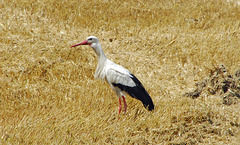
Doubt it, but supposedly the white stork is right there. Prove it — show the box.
[71,36,154,115]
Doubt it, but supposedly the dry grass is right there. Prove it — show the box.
[1,0,240,144]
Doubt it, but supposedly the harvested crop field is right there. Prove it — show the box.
[1,0,240,144]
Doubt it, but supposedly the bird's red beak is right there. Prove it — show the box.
[71,40,89,47]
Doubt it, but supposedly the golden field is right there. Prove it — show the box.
[1,0,240,144]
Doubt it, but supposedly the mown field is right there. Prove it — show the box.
[1,0,240,144]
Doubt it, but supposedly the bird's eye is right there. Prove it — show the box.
[88,38,93,41]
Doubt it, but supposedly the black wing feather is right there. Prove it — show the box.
[112,74,154,111]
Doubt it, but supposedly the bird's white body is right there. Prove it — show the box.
[96,57,136,85]
[71,36,154,115]
[94,50,136,100]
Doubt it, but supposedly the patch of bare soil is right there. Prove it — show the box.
[184,65,240,105]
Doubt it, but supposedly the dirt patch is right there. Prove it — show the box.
[184,65,240,105]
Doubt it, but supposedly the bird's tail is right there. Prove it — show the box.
[127,74,154,111]
[127,86,155,111]
[139,92,154,111]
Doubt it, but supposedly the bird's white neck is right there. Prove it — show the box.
[91,43,106,60]
[91,42,108,80]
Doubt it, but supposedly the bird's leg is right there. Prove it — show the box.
[118,98,122,115]
[122,96,127,114]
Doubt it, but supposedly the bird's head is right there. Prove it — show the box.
[71,36,100,49]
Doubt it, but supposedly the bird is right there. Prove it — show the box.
[71,36,154,115]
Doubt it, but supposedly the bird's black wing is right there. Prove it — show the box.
[112,74,154,111]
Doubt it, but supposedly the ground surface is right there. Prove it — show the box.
[1,0,240,144]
